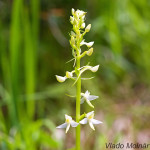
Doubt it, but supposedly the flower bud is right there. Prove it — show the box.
[90,65,99,72]
[74,18,78,25]
[85,24,91,32]
[71,36,75,46]
[66,71,73,78]
[56,75,67,82]
[81,23,85,29]
[71,31,76,37]
[86,48,93,56]
[72,8,75,15]
[70,16,74,24]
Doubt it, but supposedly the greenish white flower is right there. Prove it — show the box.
[85,24,91,32]
[81,90,99,108]
[75,9,86,18]
[56,114,79,133]
[56,75,67,83]
[90,65,99,72]
[80,40,94,47]
[79,111,102,130]
[66,71,73,78]
[86,48,93,56]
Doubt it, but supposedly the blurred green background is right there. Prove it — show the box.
[0,0,150,150]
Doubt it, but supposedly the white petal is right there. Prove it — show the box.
[66,124,70,133]
[65,114,72,121]
[86,42,94,47]
[70,120,79,127]
[85,90,90,96]
[89,121,95,130]
[91,119,103,125]
[80,40,85,46]
[79,118,88,124]
[80,97,85,104]
[56,123,67,129]
[87,95,99,101]
[81,23,85,28]
[85,99,94,108]
[86,111,94,118]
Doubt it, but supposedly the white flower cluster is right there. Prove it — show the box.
[56,8,102,133]
[57,111,102,133]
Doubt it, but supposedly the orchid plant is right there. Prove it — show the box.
[56,8,102,150]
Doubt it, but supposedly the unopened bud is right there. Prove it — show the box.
[71,31,76,37]
[70,16,74,24]
[85,24,91,32]
[72,8,75,15]
[71,36,75,45]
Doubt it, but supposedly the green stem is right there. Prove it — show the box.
[76,55,81,150]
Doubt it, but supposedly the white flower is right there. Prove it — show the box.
[56,114,79,133]
[85,24,91,32]
[76,9,86,17]
[66,71,73,78]
[80,40,94,47]
[81,90,99,108]
[80,111,102,130]
[80,39,86,46]
[90,65,99,72]
[56,75,67,83]
[86,41,94,47]
[86,48,93,56]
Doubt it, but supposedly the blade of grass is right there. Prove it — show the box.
[9,0,23,126]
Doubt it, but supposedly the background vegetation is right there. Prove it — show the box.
[0,0,150,149]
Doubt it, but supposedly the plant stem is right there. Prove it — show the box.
[76,55,81,150]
